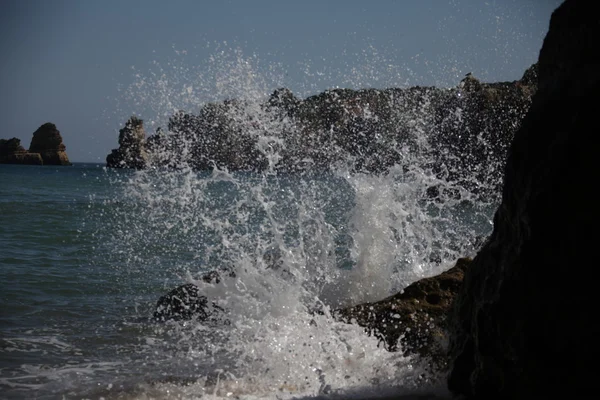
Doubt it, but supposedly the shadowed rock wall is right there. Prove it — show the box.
[448,1,599,398]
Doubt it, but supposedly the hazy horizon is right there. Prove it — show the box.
[1,0,561,162]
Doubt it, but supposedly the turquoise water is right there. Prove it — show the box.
[0,162,493,399]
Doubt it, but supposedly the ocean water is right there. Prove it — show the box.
[0,160,493,400]
[1,50,500,399]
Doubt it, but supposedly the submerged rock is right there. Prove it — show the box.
[335,258,471,366]
[447,1,600,398]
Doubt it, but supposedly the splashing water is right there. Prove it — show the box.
[91,47,499,399]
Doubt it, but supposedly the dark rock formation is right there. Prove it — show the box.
[0,138,43,164]
[107,71,536,198]
[1,123,71,166]
[28,123,71,165]
[0,137,26,155]
[447,1,599,398]
[266,87,301,116]
[153,283,226,322]
[519,63,538,87]
[153,269,235,322]
[335,258,471,366]
[430,68,536,196]
[106,116,148,169]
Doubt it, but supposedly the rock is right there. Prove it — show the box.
[519,63,538,88]
[431,71,535,198]
[266,87,301,116]
[107,71,535,199]
[153,283,225,322]
[335,258,471,367]
[0,137,26,155]
[153,269,235,322]
[459,73,483,92]
[28,123,71,165]
[0,138,43,164]
[1,124,71,166]
[0,152,44,165]
[106,116,148,169]
[447,1,600,398]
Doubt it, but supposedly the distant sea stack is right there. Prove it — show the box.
[0,123,71,166]
[29,123,71,165]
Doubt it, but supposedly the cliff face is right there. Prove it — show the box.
[0,123,71,166]
[447,1,599,398]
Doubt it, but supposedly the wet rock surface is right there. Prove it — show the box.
[153,269,235,322]
[335,258,471,368]
[153,283,226,323]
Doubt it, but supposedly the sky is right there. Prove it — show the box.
[0,0,562,163]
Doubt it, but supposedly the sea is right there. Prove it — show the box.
[0,49,502,399]
[0,159,495,400]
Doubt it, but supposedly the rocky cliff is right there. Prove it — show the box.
[0,123,71,166]
[447,0,599,398]
[107,70,536,198]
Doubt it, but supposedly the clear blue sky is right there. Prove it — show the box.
[0,0,561,162]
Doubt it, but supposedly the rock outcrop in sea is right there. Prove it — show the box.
[107,70,536,198]
[0,123,71,165]
[153,283,227,323]
[106,116,148,169]
[0,138,43,165]
[447,0,599,398]
[153,269,236,322]
[335,257,472,368]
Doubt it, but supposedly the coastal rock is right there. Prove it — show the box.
[335,258,471,365]
[519,62,538,87]
[1,123,71,166]
[28,123,71,165]
[153,269,235,322]
[266,87,301,116]
[431,71,535,196]
[106,116,148,169]
[106,72,536,199]
[0,137,26,155]
[0,138,42,164]
[447,1,600,398]
[153,283,226,322]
